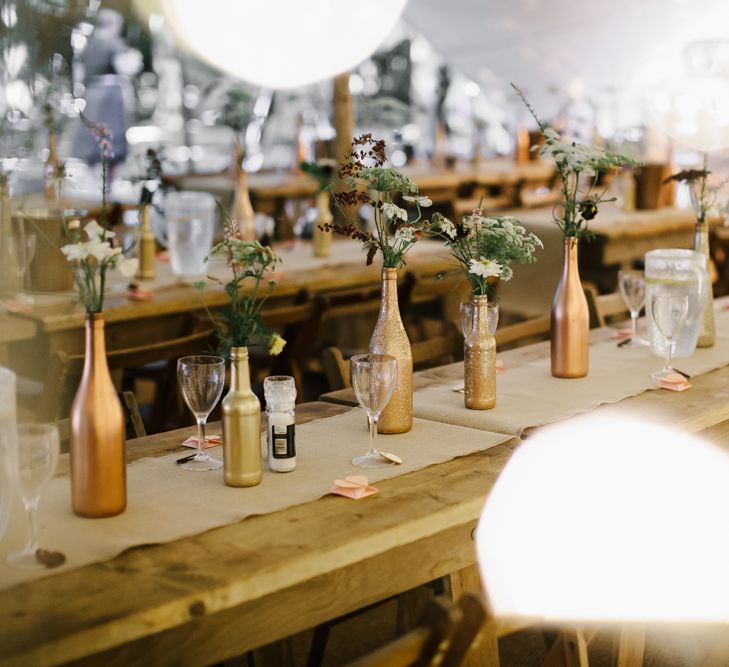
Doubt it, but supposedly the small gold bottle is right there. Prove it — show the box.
[463,294,496,410]
[313,190,333,258]
[136,204,156,280]
[694,221,715,348]
[222,347,262,487]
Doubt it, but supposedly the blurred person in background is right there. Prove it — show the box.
[72,8,142,172]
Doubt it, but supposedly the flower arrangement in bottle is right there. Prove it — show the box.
[322,134,433,267]
[198,215,285,359]
[429,207,542,295]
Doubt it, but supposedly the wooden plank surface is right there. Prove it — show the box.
[5,322,729,666]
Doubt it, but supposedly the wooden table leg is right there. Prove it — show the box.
[446,565,499,667]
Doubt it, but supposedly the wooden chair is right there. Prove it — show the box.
[584,286,629,329]
[256,290,327,395]
[33,326,217,426]
[320,323,463,392]
[494,314,551,350]
[345,596,461,667]
[404,272,470,342]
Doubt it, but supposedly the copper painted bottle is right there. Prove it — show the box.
[463,294,496,409]
[551,238,589,378]
[231,144,255,242]
[222,347,262,487]
[694,222,715,348]
[70,314,127,517]
[369,268,413,434]
[136,204,156,280]
[313,191,333,258]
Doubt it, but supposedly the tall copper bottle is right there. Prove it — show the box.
[463,294,496,409]
[313,191,333,258]
[694,222,715,348]
[222,347,262,487]
[70,314,126,517]
[551,238,589,378]
[369,268,413,434]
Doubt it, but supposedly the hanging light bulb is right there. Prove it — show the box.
[154,0,407,89]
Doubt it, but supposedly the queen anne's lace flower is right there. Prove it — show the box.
[381,202,408,222]
[394,226,415,245]
[402,195,432,207]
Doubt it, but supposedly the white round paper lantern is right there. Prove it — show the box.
[157,0,408,89]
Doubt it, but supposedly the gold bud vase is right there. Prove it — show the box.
[222,347,262,487]
[136,204,156,280]
[551,238,589,378]
[313,191,333,258]
[70,314,126,517]
[369,268,413,434]
[694,222,715,348]
[463,295,496,410]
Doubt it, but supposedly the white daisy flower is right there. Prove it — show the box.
[468,257,502,279]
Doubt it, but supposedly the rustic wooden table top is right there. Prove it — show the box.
[4,330,729,666]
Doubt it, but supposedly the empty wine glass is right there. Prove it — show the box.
[460,301,499,343]
[6,424,60,569]
[11,221,36,305]
[350,354,398,468]
[618,270,647,347]
[177,355,226,471]
[650,294,689,380]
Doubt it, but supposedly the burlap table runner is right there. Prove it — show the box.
[413,330,729,436]
[0,409,510,590]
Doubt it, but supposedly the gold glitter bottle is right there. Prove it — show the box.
[694,222,715,348]
[369,267,413,434]
[463,294,496,409]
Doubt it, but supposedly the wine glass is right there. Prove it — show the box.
[11,221,36,305]
[650,294,689,380]
[460,301,499,344]
[350,354,398,468]
[177,355,226,471]
[6,424,60,569]
[618,270,648,347]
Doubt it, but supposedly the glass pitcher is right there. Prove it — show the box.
[644,249,708,358]
[163,191,216,279]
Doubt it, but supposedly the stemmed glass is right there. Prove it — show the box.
[350,354,398,468]
[618,270,648,347]
[650,294,689,380]
[177,356,226,471]
[6,424,60,569]
[460,301,499,342]
[11,221,36,305]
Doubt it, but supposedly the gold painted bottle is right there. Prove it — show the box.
[313,190,332,258]
[136,204,156,280]
[222,347,262,487]
[551,238,589,378]
[70,314,127,517]
[463,294,496,409]
[694,221,715,348]
[369,268,413,434]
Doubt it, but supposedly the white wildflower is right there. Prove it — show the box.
[468,257,502,279]
[117,257,139,277]
[381,202,408,221]
[402,194,432,207]
[440,218,457,240]
[394,226,415,245]
[86,241,120,262]
[60,243,89,261]
[84,220,114,243]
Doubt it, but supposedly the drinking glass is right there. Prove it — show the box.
[11,221,36,305]
[350,354,398,468]
[164,191,216,280]
[618,270,648,347]
[177,355,226,471]
[6,424,60,569]
[650,294,689,380]
[460,301,499,344]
